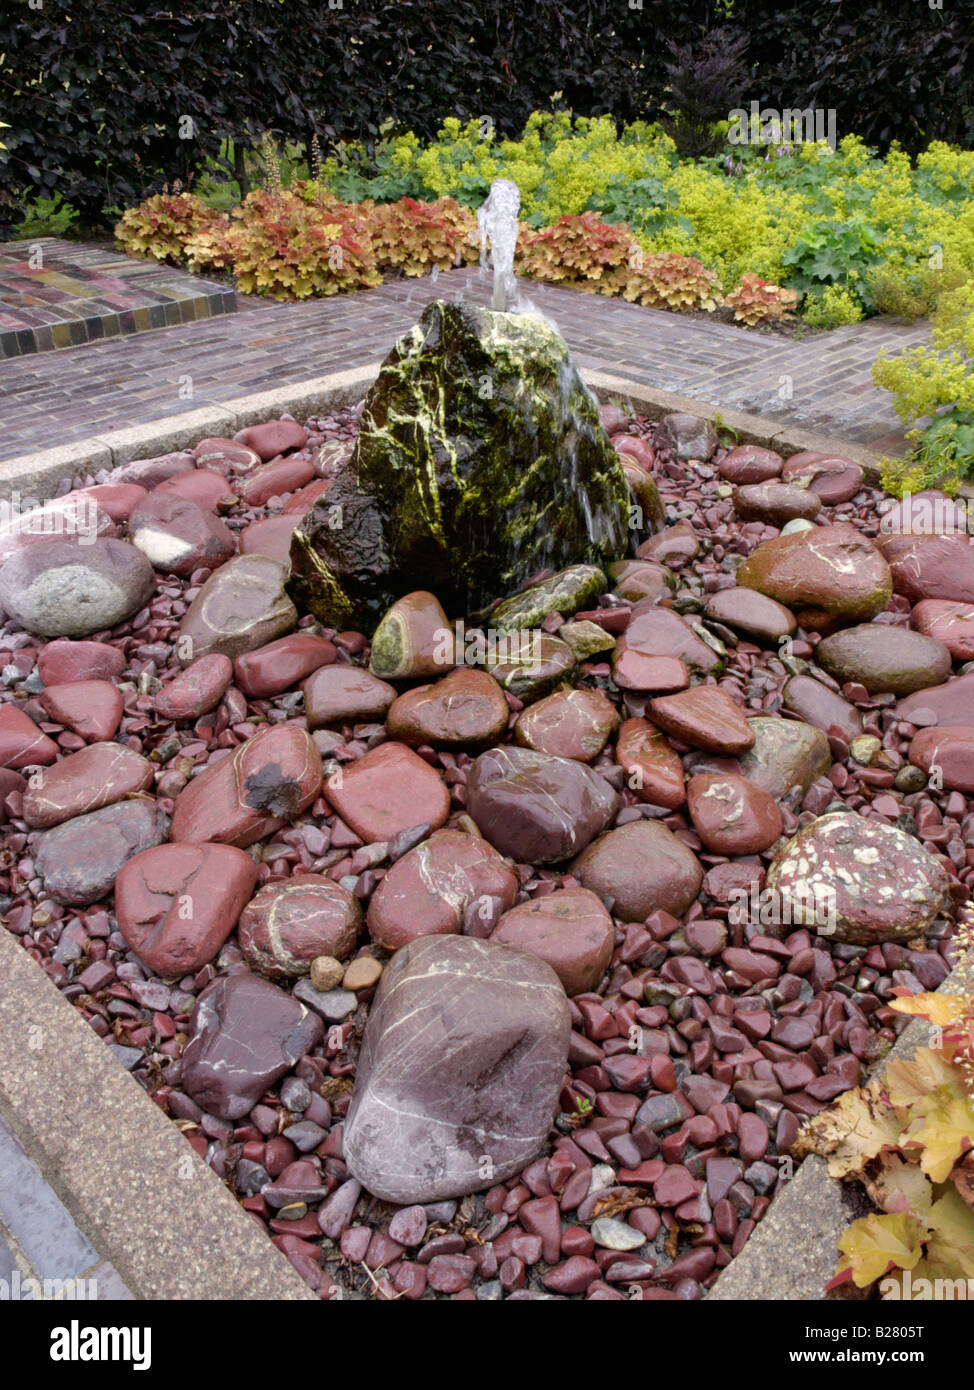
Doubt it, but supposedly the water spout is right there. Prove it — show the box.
[477,179,521,311]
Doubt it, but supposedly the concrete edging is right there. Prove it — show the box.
[0,928,318,1300]
[0,363,890,502]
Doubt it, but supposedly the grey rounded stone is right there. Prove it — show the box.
[344,935,571,1204]
[0,539,155,637]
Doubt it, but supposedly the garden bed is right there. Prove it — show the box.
[0,385,968,1300]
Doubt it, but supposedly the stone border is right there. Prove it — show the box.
[0,927,320,1300]
[0,363,893,502]
[707,965,965,1301]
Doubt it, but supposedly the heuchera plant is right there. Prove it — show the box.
[723,273,800,326]
[115,192,222,264]
[369,196,479,276]
[184,189,381,299]
[516,213,721,312]
[791,915,974,1298]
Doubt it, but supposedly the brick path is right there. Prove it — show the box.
[0,238,235,361]
[0,264,927,461]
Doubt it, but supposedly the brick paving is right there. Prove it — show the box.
[0,1111,132,1300]
[0,238,236,360]
[0,263,927,461]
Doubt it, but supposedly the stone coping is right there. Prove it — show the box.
[0,363,891,503]
[0,927,318,1300]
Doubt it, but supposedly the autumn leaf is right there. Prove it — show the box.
[836,1211,927,1287]
[925,1188,974,1277]
[863,1153,933,1219]
[905,1091,974,1182]
[889,991,969,1027]
[885,1046,958,1108]
[791,1078,904,1179]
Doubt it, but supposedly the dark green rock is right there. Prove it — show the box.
[484,633,576,703]
[489,565,607,632]
[288,301,632,631]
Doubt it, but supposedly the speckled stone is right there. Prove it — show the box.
[764,811,950,945]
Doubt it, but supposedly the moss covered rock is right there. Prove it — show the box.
[289,301,631,630]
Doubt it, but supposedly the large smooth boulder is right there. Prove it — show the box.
[911,600,974,662]
[170,724,322,847]
[34,800,170,906]
[175,554,296,664]
[614,603,723,679]
[514,687,618,762]
[182,973,323,1120]
[115,842,258,977]
[571,819,702,922]
[323,741,450,843]
[736,523,891,628]
[814,623,952,696]
[22,742,154,829]
[489,566,607,632]
[367,828,519,950]
[128,493,235,577]
[491,886,614,995]
[387,667,509,749]
[881,533,974,604]
[0,539,154,638]
[466,746,619,864]
[288,301,630,629]
[898,672,974,727]
[343,936,571,1203]
[765,811,950,945]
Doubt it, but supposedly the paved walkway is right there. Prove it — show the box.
[0,265,927,461]
[0,238,235,360]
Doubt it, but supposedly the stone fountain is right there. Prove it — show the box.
[289,182,651,632]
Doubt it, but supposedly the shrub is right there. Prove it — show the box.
[515,213,721,312]
[873,282,974,427]
[802,285,864,328]
[625,252,721,312]
[184,189,381,299]
[516,212,638,294]
[656,25,750,159]
[723,274,799,326]
[369,196,479,276]
[115,192,222,265]
[792,919,974,1297]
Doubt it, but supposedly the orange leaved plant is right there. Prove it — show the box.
[723,273,799,326]
[115,192,223,265]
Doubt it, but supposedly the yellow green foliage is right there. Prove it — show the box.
[116,192,222,264]
[803,285,864,328]
[792,929,974,1297]
[873,284,974,426]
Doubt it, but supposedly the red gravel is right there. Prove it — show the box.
[0,405,967,1302]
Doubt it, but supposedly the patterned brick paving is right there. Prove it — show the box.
[0,263,927,461]
[0,238,235,360]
